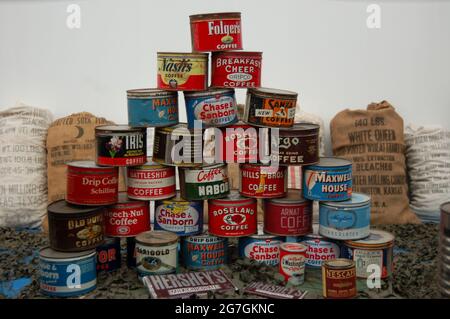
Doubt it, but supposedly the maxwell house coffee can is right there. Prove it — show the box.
[96,237,121,273]
[182,232,228,270]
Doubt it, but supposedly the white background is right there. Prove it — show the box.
[1,0,449,154]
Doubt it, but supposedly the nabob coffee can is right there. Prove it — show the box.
[322,258,357,299]
[239,163,287,198]
[96,237,121,273]
[279,243,307,285]
[219,122,259,163]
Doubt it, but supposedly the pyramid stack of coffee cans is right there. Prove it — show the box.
[439,202,450,298]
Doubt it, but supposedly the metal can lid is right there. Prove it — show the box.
[131,157,168,170]
[209,189,256,206]
[323,258,355,269]
[67,160,115,170]
[95,125,145,133]
[39,247,96,260]
[280,122,320,133]
[267,189,309,204]
[441,202,450,215]
[114,192,148,207]
[247,87,298,98]
[48,200,104,215]
[306,156,352,168]
[179,162,227,171]
[156,123,202,136]
[280,242,308,253]
[157,191,200,205]
[184,232,227,243]
[213,51,262,58]
[184,88,235,98]
[344,229,395,248]
[157,52,209,59]
[190,12,241,21]
[135,230,179,246]
[246,223,283,240]
[127,88,177,99]
[320,192,371,208]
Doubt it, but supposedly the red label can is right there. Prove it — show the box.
[219,122,259,163]
[279,243,307,284]
[208,190,257,237]
[66,161,119,206]
[239,164,287,198]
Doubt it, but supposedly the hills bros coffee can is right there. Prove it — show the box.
[322,259,357,299]
[239,164,287,198]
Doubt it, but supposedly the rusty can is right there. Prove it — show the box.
[239,163,287,198]
[322,258,357,299]
[219,122,259,163]
[279,243,308,284]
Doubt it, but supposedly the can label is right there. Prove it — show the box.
[127,166,176,200]
[191,18,243,52]
[211,53,262,88]
[182,235,228,270]
[271,133,319,165]
[181,166,230,200]
[136,242,178,276]
[104,202,150,237]
[153,129,203,166]
[342,246,392,279]
[96,238,121,273]
[301,237,341,268]
[220,124,259,163]
[264,201,312,236]
[127,95,178,127]
[239,165,286,198]
[303,166,352,201]
[96,132,146,166]
[154,200,203,236]
[279,245,307,284]
[322,265,357,299]
[238,237,283,266]
[246,94,296,127]
[126,237,136,268]
[208,200,257,237]
[157,55,208,91]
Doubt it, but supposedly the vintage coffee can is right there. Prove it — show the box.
[322,258,357,299]
[219,122,259,163]
[300,225,342,268]
[181,232,228,270]
[239,163,287,198]
[126,237,137,268]
[279,243,308,284]
[96,237,121,273]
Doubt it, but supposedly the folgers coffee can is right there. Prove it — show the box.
[154,192,203,236]
[39,248,97,297]
[135,231,179,277]
[300,226,342,268]
[178,163,230,200]
[104,193,150,237]
[238,228,284,266]
[319,193,371,240]
[182,233,228,270]
[208,190,257,237]
[48,200,104,252]
[184,88,238,128]
[322,258,357,299]
[279,243,307,284]
[211,51,262,88]
[127,160,176,200]
[219,122,259,163]
[127,88,178,127]
[272,123,320,166]
[342,229,395,279]
[66,161,119,206]
[95,125,146,167]
[153,124,203,167]
[96,237,121,273]
[239,164,287,198]
[157,52,208,91]
[244,88,297,128]
[190,12,243,52]
[303,157,352,201]
[264,190,313,236]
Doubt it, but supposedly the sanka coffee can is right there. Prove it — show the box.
[96,237,121,273]
[279,243,308,284]
[239,164,287,198]
[322,259,357,299]
[219,122,259,163]
[182,232,228,270]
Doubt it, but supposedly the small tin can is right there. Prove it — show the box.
[127,88,178,127]
[190,12,243,52]
[300,225,342,268]
[154,192,203,236]
[271,123,320,165]
[322,258,357,299]
[178,163,230,200]
[153,124,203,167]
[66,161,119,206]
[135,230,179,277]
[264,190,313,236]
[279,243,308,284]
[239,164,287,198]
[303,157,353,201]
[342,229,395,279]
[244,87,297,128]
[127,159,176,200]
[208,190,257,237]
[184,88,238,128]
[126,237,137,268]
[96,237,121,273]
[319,193,371,240]
[48,200,104,252]
[182,232,228,270]
[95,125,147,167]
[211,51,262,88]
[157,52,208,91]
[39,247,97,297]
[238,227,284,266]
[104,193,150,237]
[219,122,259,163]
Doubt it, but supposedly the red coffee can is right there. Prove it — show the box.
[219,122,259,163]
[279,243,308,283]
[239,164,287,198]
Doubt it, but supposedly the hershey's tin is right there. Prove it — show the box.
[96,237,121,273]
[300,224,342,268]
[239,163,287,198]
[182,233,228,270]
[322,258,357,299]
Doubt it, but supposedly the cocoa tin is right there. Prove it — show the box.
[127,159,176,200]
[238,226,284,266]
[182,232,228,270]
[219,122,259,163]
[264,190,313,236]
[239,163,287,198]
[322,258,357,299]
[244,87,297,128]
[104,192,150,237]
[211,51,262,88]
[300,225,342,268]
[96,237,121,273]
[157,52,208,91]
[208,190,257,237]
[178,163,230,200]
[66,161,119,206]
[190,12,243,52]
[127,88,178,127]
[279,243,308,284]
[184,88,238,128]
[154,192,203,236]
[95,125,146,167]
[135,230,179,277]
[48,200,104,252]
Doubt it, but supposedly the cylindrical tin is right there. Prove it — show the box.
[342,229,395,279]
[190,12,243,52]
[182,232,228,270]
[271,123,320,165]
[219,122,259,163]
[39,247,97,297]
[303,157,353,201]
[184,88,238,128]
[264,190,313,236]
[157,52,208,91]
[96,237,121,273]
[322,258,357,299]
[279,243,307,284]
[300,225,342,268]
[211,51,262,88]
[239,164,287,198]
[178,163,230,200]
[66,161,119,206]
[244,87,297,128]
[126,237,136,268]
[48,200,104,252]
[154,192,203,236]
[127,159,176,200]
[208,190,257,237]
[127,88,178,127]
[104,193,150,237]
[238,227,284,266]
[95,125,147,167]
[153,124,203,167]
[135,231,179,277]
[319,193,371,240]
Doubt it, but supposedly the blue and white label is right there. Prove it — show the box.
[128,95,178,127]
[303,165,352,201]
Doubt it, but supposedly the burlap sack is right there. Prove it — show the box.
[330,101,420,224]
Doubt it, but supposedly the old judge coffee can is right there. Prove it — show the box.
[322,258,357,299]
[239,164,287,198]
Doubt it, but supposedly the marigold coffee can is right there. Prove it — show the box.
[279,243,308,284]
[96,237,121,273]
[239,163,287,198]
[322,258,357,299]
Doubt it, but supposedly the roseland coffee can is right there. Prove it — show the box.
[279,243,308,284]
[322,258,357,299]
[239,163,287,198]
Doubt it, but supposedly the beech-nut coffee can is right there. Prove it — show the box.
[238,226,284,266]
[239,164,287,198]
[322,258,357,299]
[219,122,259,163]
[279,243,308,284]
[182,233,228,270]
[96,237,121,273]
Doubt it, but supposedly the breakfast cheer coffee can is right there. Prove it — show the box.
[239,164,287,198]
